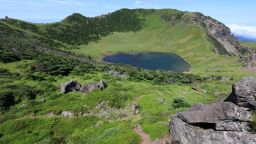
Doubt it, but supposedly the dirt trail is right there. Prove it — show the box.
[134,125,151,144]
[134,124,171,144]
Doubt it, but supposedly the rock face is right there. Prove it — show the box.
[169,77,256,144]
[61,80,107,94]
[190,12,242,56]
[60,81,81,94]
[178,102,252,124]
[170,115,256,144]
[190,12,256,70]
[225,77,256,109]
[79,80,107,93]
[243,51,256,70]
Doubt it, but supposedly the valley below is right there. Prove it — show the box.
[0,8,256,144]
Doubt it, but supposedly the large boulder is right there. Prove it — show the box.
[178,102,252,124]
[169,77,256,144]
[79,80,107,93]
[170,102,255,144]
[97,80,107,90]
[225,77,256,109]
[61,81,81,94]
[170,115,256,144]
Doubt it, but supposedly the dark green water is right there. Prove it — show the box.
[103,52,190,72]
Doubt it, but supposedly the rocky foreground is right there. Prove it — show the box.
[170,77,256,144]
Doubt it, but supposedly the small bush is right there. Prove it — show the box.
[0,85,41,110]
[108,94,129,108]
[0,92,15,110]
[172,97,190,108]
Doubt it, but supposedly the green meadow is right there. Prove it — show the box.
[241,42,256,49]
[1,9,255,143]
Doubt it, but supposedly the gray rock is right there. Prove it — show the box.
[170,115,256,144]
[169,77,256,144]
[61,81,81,94]
[215,121,251,132]
[132,104,140,115]
[190,12,242,55]
[178,102,252,124]
[225,77,256,109]
[79,80,107,93]
[97,80,107,90]
[61,111,74,117]
[108,70,127,78]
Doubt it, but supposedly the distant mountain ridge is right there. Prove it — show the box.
[0,8,254,68]
[235,35,256,42]
[0,9,245,55]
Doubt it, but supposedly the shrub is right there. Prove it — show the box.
[0,85,42,110]
[172,97,190,108]
[0,92,15,110]
[107,94,129,108]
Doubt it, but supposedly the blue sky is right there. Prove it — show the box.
[1,0,256,37]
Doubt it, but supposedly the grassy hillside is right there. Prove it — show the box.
[0,59,238,143]
[72,12,246,76]
[1,9,144,45]
[0,9,255,143]
[241,42,256,49]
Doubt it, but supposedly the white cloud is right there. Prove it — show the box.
[134,0,159,8]
[228,24,256,38]
[136,1,142,4]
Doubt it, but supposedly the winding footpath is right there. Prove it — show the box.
[134,124,171,144]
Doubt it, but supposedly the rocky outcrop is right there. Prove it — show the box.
[170,114,255,144]
[178,102,252,124]
[60,81,81,94]
[161,11,256,69]
[242,51,256,70]
[190,12,256,70]
[189,12,243,56]
[169,76,256,144]
[108,70,128,78]
[225,77,256,109]
[79,80,107,93]
[61,80,107,94]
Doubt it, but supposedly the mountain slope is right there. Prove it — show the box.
[1,8,245,74]
[1,9,243,56]
[67,9,245,75]
[0,8,255,144]
[1,9,143,45]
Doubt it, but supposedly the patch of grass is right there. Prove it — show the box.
[241,42,256,49]
[252,113,256,133]
[0,116,99,144]
[68,121,140,144]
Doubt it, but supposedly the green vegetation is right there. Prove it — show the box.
[253,113,256,133]
[172,97,191,108]
[241,42,256,49]
[207,34,230,55]
[1,9,143,45]
[0,59,234,142]
[72,13,246,77]
[0,8,255,143]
